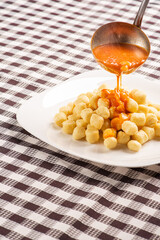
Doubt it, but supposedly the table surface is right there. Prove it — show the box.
[0,0,160,240]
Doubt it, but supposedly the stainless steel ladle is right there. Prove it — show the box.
[91,0,150,74]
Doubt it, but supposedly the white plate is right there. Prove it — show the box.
[17,70,160,167]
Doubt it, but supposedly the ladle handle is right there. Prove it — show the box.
[133,0,149,28]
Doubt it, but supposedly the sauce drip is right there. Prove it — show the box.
[93,43,148,90]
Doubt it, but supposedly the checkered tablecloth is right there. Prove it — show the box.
[0,0,160,239]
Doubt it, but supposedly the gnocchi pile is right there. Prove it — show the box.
[53,83,160,152]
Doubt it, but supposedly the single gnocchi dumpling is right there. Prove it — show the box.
[72,126,86,140]
[122,121,138,135]
[126,98,138,113]
[142,126,155,140]
[130,89,146,104]
[104,137,117,149]
[117,131,130,144]
[145,113,157,127]
[127,140,141,152]
[96,106,110,119]
[89,95,99,110]
[73,102,86,118]
[130,113,146,127]
[81,108,93,123]
[85,128,99,144]
[62,120,76,134]
[54,112,67,127]
[90,113,104,130]
[132,130,148,144]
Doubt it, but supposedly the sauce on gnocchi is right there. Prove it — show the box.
[101,88,129,113]
[101,88,130,130]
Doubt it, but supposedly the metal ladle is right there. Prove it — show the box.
[91,0,150,75]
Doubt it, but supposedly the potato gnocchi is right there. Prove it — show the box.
[53,84,160,152]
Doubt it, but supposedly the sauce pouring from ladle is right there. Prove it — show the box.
[91,0,150,91]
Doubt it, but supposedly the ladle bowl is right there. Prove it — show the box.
[91,0,150,75]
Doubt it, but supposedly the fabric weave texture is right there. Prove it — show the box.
[0,0,160,239]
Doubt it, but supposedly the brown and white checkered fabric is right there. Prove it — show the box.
[0,0,160,239]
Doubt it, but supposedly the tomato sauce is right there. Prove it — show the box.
[101,88,129,112]
[101,88,130,130]
[93,43,148,90]
[111,113,129,131]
